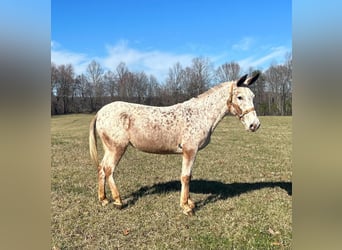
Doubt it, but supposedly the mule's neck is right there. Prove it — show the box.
[190,82,233,131]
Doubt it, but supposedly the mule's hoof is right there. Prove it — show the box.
[188,199,196,209]
[113,201,123,209]
[100,199,110,206]
[181,205,194,216]
[182,209,194,216]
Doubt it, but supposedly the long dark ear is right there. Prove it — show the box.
[245,72,260,86]
[236,74,248,87]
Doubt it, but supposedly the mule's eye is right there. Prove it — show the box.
[237,96,243,100]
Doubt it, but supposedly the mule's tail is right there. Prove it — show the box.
[89,114,99,168]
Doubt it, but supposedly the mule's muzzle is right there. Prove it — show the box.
[249,122,260,132]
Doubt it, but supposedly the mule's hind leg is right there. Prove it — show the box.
[97,166,109,206]
[98,149,117,206]
[104,146,127,209]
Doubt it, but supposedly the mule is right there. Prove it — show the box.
[89,73,260,215]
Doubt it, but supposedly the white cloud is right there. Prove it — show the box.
[51,40,89,74]
[102,40,194,80]
[232,37,254,51]
[51,40,194,81]
[238,46,290,70]
[51,40,291,80]
[51,40,61,49]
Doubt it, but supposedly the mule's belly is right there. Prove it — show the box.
[130,141,181,154]
[129,130,182,154]
[128,122,183,154]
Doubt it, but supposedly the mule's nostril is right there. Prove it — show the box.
[249,123,260,132]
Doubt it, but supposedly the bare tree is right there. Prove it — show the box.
[215,61,241,82]
[147,74,160,97]
[247,69,266,115]
[86,60,104,109]
[74,74,88,98]
[264,55,292,115]
[53,64,74,114]
[116,62,130,99]
[278,54,292,115]
[103,70,117,99]
[184,57,213,98]
[123,71,135,100]
[145,74,162,105]
[165,62,186,103]
[51,63,59,114]
[134,71,149,102]
[51,54,292,115]
[264,65,279,114]
[51,63,59,96]
[165,62,184,93]
[73,74,93,112]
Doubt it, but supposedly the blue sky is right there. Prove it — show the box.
[52,0,291,81]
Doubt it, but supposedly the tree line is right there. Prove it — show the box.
[51,54,292,115]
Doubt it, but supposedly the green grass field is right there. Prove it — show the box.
[51,114,292,249]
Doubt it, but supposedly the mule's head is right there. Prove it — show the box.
[227,73,261,132]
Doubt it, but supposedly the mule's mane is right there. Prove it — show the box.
[196,81,231,99]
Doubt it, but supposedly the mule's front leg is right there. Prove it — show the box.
[180,147,197,216]
[180,175,196,215]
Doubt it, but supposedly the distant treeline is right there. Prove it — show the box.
[51,54,292,115]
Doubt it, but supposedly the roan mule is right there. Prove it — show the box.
[89,73,260,215]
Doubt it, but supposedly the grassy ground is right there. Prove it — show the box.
[51,114,292,249]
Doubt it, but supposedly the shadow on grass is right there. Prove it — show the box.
[124,179,292,211]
